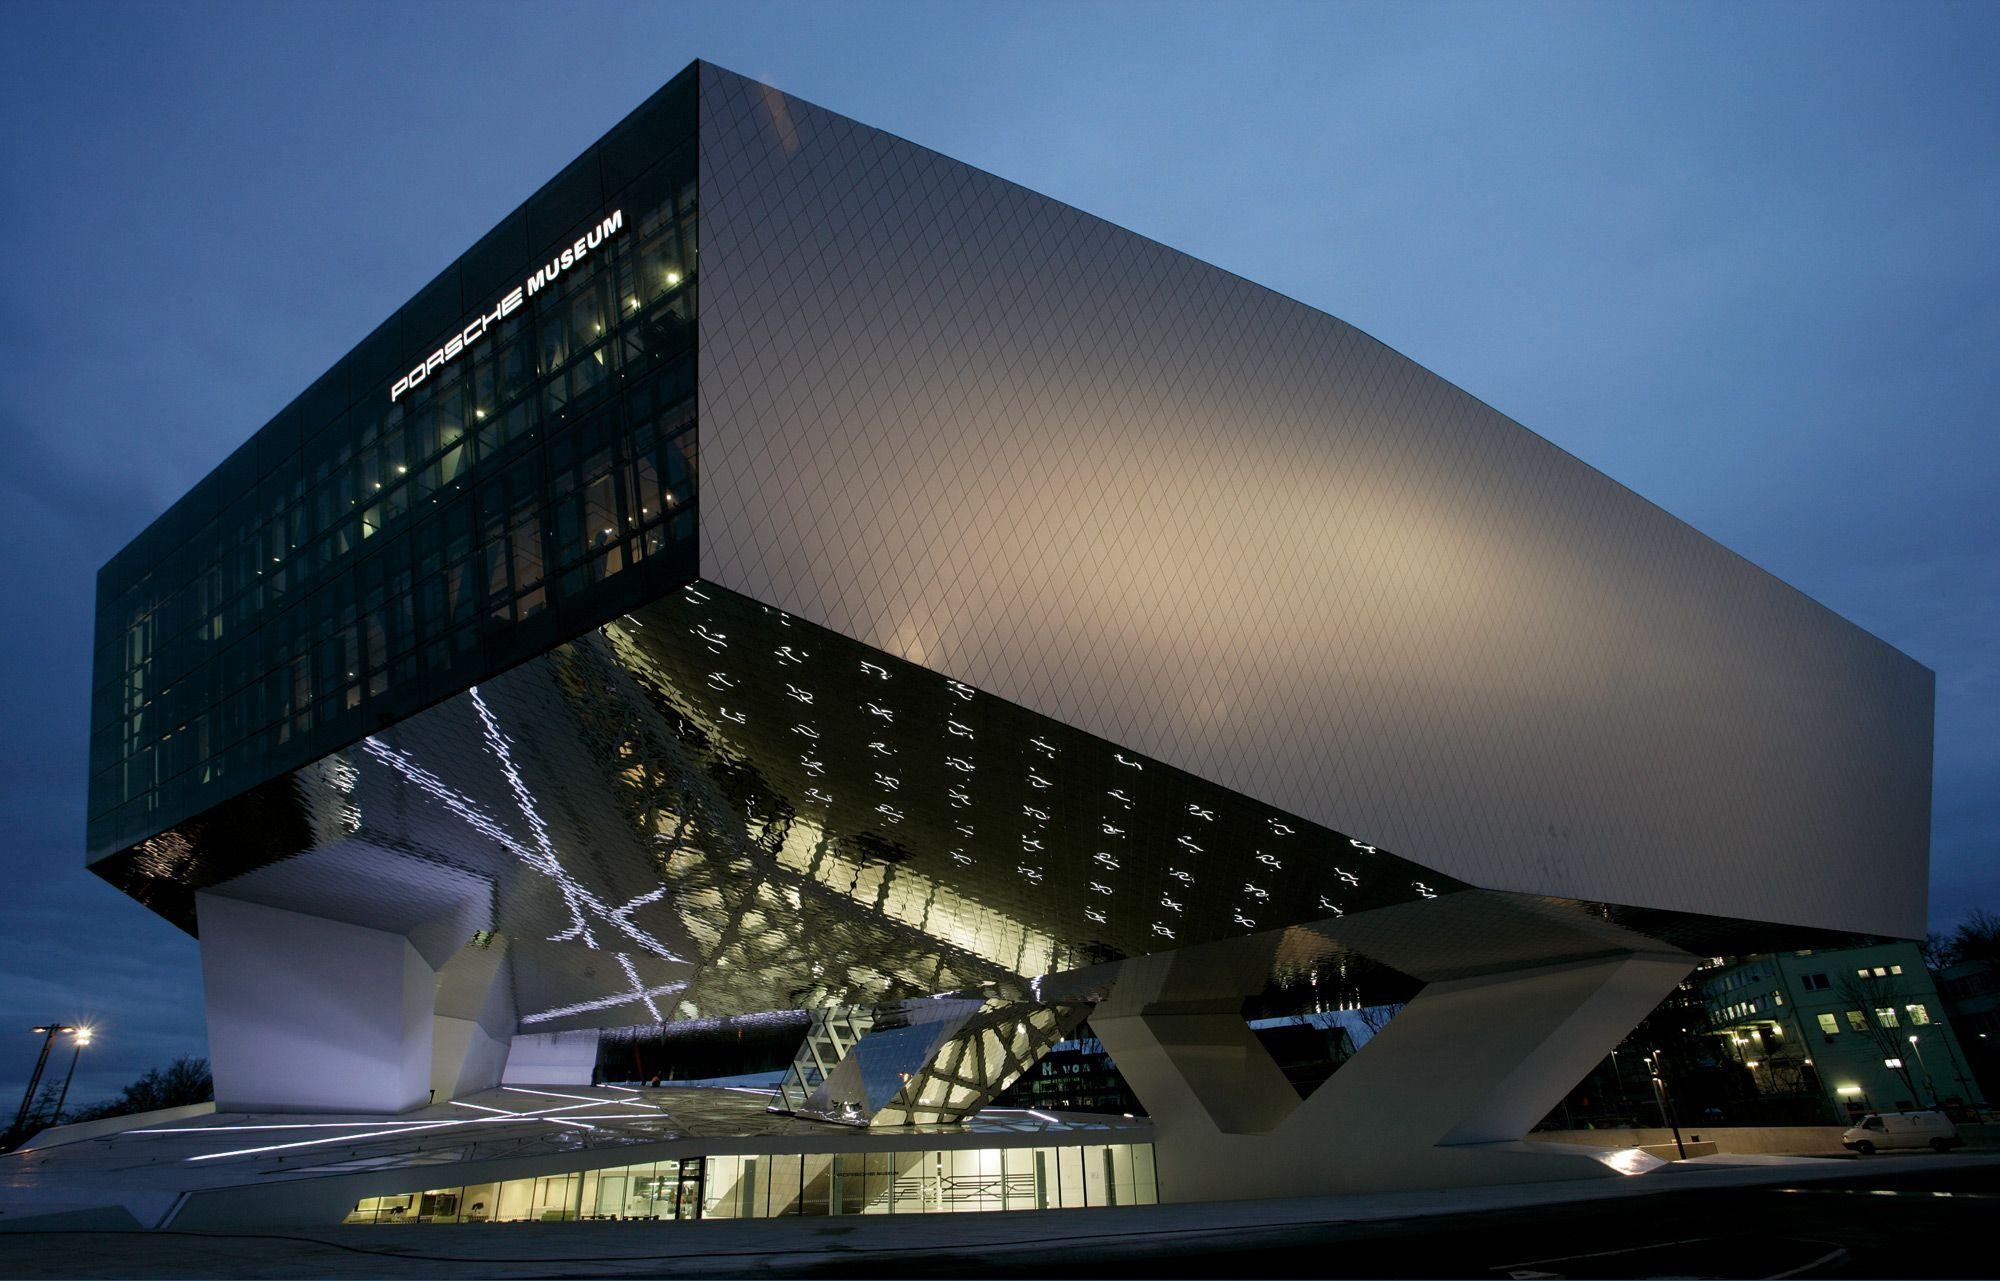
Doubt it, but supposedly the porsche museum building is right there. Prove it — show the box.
[58,61,1933,1228]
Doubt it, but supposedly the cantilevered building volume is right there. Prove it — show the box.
[73,61,1932,1224]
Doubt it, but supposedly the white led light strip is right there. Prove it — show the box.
[173,1094,648,1163]
[358,685,691,1028]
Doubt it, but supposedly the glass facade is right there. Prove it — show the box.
[105,569,1458,1003]
[88,70,698,870]
[344,1143,1157,1224]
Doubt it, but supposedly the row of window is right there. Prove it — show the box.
[1716,990,1781,1023]
[1708,968,1768,996]
[343,1143,1159,1225]
[1814,1004,1932,1037]
[90,370,697,848]
[101,189,695,722]
[1706,962,1906,1004]
[88,169,701,855]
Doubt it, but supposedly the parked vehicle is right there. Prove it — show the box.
[1841,1110,1963,1154]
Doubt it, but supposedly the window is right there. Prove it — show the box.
[1857,969,1871,979]
[1801,972,1830,992]
[1906,1004,1931,1026]
[347,1142,1158,1224]
[1873,967,1888,978]
[87,164,705,866]
[1874,1007,1899,1028]
[1816,1013,1841,1036]
[1846,1010,1868,1033]
[1890,964,1904,976]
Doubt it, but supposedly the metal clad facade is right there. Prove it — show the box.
[694,65,1932,938]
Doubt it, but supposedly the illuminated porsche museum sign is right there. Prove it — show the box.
[390,208,626,401]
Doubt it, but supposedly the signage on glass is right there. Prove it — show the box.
[390,209,627,402]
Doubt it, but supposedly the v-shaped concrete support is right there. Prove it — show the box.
[1091,946,1694,1200]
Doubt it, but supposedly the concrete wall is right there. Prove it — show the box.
[696,62,1933,938]
[1091,943,1696,1199]
[1539,1125,1849,1156]
[198,894,436,1113]
[502,1031,600,1085]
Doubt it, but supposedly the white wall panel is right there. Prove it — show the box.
[197,894,435,1114]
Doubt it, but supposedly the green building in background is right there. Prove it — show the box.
[1701,942,1979,1120]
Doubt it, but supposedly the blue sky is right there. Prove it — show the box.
[1,1,1994,1107]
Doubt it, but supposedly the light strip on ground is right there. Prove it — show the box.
[502,1086,659,1109]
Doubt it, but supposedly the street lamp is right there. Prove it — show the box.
[50,1027,94,1127]
[1909,1034,1938,1109]
[1647,1049,1688,1160]
[1608,1048,1631,1114]
[9,1023,76,1142]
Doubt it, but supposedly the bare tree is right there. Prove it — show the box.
[60,1056,213,1124]
[1950,909,2000,966]
[1833,975,1922,1104]
[1356,1002,1405,1040]
[1921,932,1953,975]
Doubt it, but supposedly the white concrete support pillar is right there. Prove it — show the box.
[196,894,437,1114]
[502,1029,601,1085]
[430,940,517,1103]
[1092,950,1695,1201]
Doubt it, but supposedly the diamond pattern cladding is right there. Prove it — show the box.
[693,63,1932,939]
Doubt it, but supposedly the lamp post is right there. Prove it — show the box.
[1929,1027,1977,1106]
[50,1028,93,1127]
[9,1024,75,1142]
[1648,1049,1688,1160]
[1909,1034,1938,1109]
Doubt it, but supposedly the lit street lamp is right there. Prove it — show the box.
[1647,1049,1688,1160]
[1909,1034,1938,1109]
[9,1023,76,1143]
[50,1027,94,1126]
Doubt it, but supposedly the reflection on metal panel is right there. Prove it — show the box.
[695,64,1932,937]
[107,576,1865,1039]
[108,581,1464,1030]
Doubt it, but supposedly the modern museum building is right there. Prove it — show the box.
[40,61,1935,1228]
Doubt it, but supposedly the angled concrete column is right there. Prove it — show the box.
[502,1029,601,1085]
[1082,931,1301,1135]
[197,893,437,1114]
[1092,948,1695,1200]
[430,939,517,1102]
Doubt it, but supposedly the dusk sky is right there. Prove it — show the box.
[2,2,1994,1108]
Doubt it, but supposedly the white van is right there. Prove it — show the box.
[1841,1110,1963,1154]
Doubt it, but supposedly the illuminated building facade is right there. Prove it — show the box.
[79,61,1934,1221]
[1700,943,1976,1119]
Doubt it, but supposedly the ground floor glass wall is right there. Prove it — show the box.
[344,1143,1155,1224]
[345,1158,703,1224]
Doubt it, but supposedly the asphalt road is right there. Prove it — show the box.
[860,1161,1999,1280]
[0,1157,1993,1278]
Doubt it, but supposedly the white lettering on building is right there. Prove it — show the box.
[390,209,625,402]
